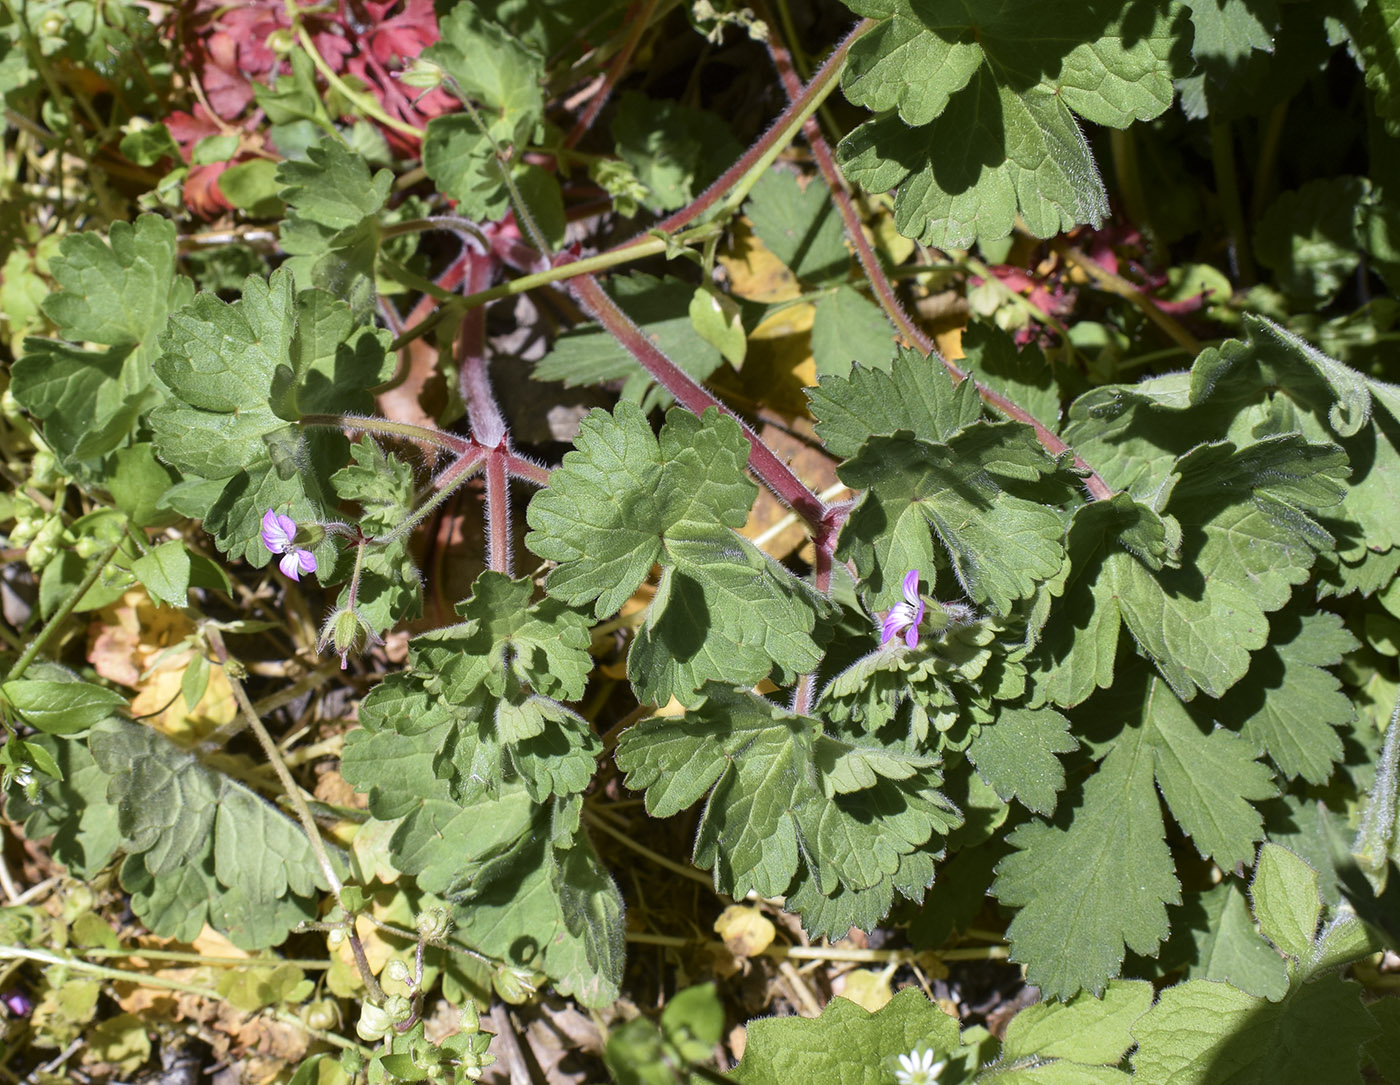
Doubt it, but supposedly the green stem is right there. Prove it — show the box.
[6,539,121,683]
[299,413,474,456]
[378,449,486,548]
[1209,116,1255,285]
[73,947,332,968]
[288,11,422,140]
[387,223,724,351]
[203,628,384,1006]
[0,944,364,1052]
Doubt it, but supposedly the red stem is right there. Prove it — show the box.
[484,451,512,575]
[457,253,506,447]
[563,0,659,150]
[570,274,828,528]
[758,8,1115,502]
[607,18,874,253]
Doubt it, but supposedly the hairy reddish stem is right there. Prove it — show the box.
[300,413,475,457]
[759,9,1115,502]
[484,452,512,575]
[609,17,874,252]
[563,0,659,150]
[571,274,828,528]
[457,253,506,447]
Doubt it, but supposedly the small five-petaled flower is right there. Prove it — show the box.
[260,509,317,581]
[894,1048,944,1085]
[880,569,926,648]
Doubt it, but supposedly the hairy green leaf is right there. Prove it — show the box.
[836,0,1178,246]
[527,404,827,706]
[731,988,960,1085]
[12,215,192,464]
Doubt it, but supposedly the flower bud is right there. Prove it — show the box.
[400,57,444,90]
[383,958,412,987]
[304,998,339,1030]
[265,28,294,55]
[317,605,385,670]
[416,906,451,944]
[383,994,413,1024]
[356,1002,393,1042]
[459,999,481,1035]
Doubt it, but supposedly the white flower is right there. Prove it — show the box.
[895,1048,945,1085]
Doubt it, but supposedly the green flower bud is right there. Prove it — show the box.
[383,958,412,988]
[356,1002,393,1042]
[25,517,64,571]
[383,994,413,1024]
[400,57,444,90]
[304,998,339,1030]
[264,28,294,55]
[317,605,385,670]
[416,906,451,944]
[459,999,481,1036]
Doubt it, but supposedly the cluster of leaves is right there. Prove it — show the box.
[4,0,1400,1081]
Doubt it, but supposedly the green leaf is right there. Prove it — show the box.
[1035,433,1346,706]
[996,980,1153,1067]
[150,270,393,563]
[966,707,1076,817]
[612,92,742,213]
[347,570,599,805]
[837,424,1067,611]
[3,679,126,735]
[836,1,1177,246]
[87,717,331,949]
[417,572,593,704]
[527,404,827,706]
[108,444,181,528]
[1183,0,1278,82]
[1098,662,1278,870]
[328,438,422,635]
[1161,882,1290,1001]
[426,5,544,143]
[7,735,121,877]
[807,345,983,460]
[275,137,392,316]
[1356,0,1400,138]
[1213,609,1357,784]
[1063,317,1384,569]
[1251,843,1322,960]
[12,214,193,464]
[993,733,1181,999]
[450,807,624,1008]
[1254,177,1369,308]
[131,540,191,608]
[689,286,746,366]
[420,115,512,221]
[730,988,960,1085]
[218,160,284,218]
[276,137,392,231]
[745,169,849,283]
[1130,975,1380,1085]
[420,7,550,223]
[616,688,958,926]
[957,323,1062,436]
[811,286,896,376]
[533,273,724,413]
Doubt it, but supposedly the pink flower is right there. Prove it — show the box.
[880,569,926,648]
[260,509,317,581]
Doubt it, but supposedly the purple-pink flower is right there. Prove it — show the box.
[261,508,317,581]
[880,569,926,648]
